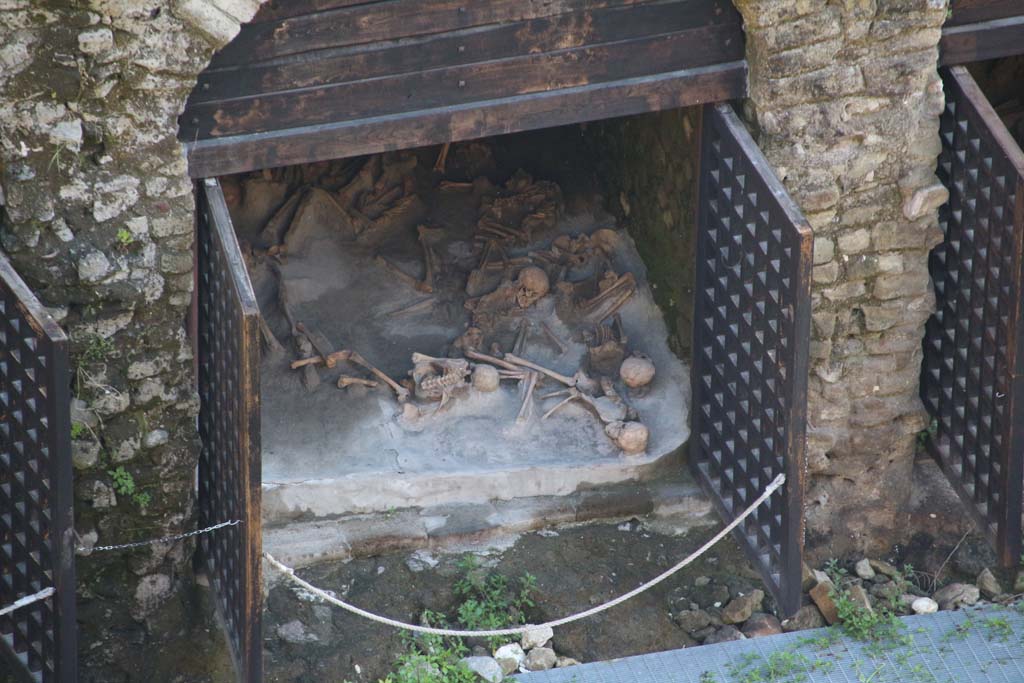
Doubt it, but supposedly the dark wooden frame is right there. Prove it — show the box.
[921,66,1024,567]
[941,0,1024,65]
[196,178,263,683]
[690,103,812,617]
[0,254,76,683]
[184,62,746,178]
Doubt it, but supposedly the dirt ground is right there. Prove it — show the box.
[261,458,1005,683]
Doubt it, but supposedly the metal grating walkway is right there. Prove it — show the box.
[520,603,1024,683]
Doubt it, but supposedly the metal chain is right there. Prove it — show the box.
[81,519,242,553]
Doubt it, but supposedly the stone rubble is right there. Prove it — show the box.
[666,556,1020,648]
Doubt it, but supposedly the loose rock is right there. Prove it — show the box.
[720,589,764,624]
[276,620,318,644]
[868,559,900,578]
[741,613,782,638]
[523,647,557,672]
[809,580,839,624]
[911,597,938,615]
[493,644,524,676]
[976,568,1002,599]
[461,656,503,683]
[932,583,980,610]
[672,609,712,634]
[704,625,745,644]
[782,605,826,632]
[854,558,875,580]
[1014,571,1024,594]
[555,656,580,668]
[847,584,873,612]
[520,625,553,650]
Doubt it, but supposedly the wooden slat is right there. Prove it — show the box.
[193,0,739,104]
[184,61,746,178]
[213,0,731,64]
[253,0,382,23]
[946,0,1024,27]
[183,25,742,140]
[940,15,1024,65]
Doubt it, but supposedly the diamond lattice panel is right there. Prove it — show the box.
[691,103,812,617]
[196,179,262,682]
[0,257,74,683]
[920,66,1024,566]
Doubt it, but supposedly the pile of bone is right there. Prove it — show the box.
[399,347,655,454]
[223,151,426,258]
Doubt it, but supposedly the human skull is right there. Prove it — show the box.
[472,364,500,392]
[515,267,550,308]
[620,355,656,389]
[605,421,649,454]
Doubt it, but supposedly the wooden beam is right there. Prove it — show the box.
[215,0,696,64]
[182,26,743,140]
[184,61,747,178]
[193,0,740,103]
[946,0,1023,27]
[940,15,1024,65]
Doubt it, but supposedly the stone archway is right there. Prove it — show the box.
[0,1,267,680]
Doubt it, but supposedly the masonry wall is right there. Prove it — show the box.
[587,107,703,360]
[0,1,262,681]
[0,0,955,678]
[734,0,949,559]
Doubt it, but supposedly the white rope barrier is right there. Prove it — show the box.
[0,587,55,618]
[264,473,787,639]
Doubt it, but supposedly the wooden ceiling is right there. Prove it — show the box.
[179,0,747,177]
[940,0,1024,66]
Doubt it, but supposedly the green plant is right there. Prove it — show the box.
[116,228,135,249]
[81,335,115,365]
[108,466,151,509]
[71,422,86,439]
[378,612,477,683]
[982,616,1013,642]
[726,649,832,683]
[453,555,537,649]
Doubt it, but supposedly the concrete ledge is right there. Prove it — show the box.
[262,473,713,570]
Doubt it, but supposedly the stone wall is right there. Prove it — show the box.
[733,0,949,559]
[0,1,263,680]
[587,107,703,359]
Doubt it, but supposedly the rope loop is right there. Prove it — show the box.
[264,473,787,638]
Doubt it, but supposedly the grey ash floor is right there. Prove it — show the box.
[520,604,1024,683]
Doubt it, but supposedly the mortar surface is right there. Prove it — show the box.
[247,177,691,521]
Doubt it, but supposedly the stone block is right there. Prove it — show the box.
[821,280,866,301]
[837,228,871,253]
[171,0,241,46]
[902,182,948,220]
[813,237,835,265]
[78,27,114,54]
[813,261,840,285]
[873,272,929,300]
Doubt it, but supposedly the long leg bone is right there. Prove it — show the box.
[501,353,575,386]
[512,319,530,355]
[387,297,436,318]
[338,375,379,388]
[464,349,521,373]
[517,371,539,424]
[347,351,410,402]
[540,321,567,355]
[542,389,580,420]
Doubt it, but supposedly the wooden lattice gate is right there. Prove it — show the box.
[921,66,1024,567]
[0,256,76,683]
[691,103,813,617]
[196,178,263,682]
